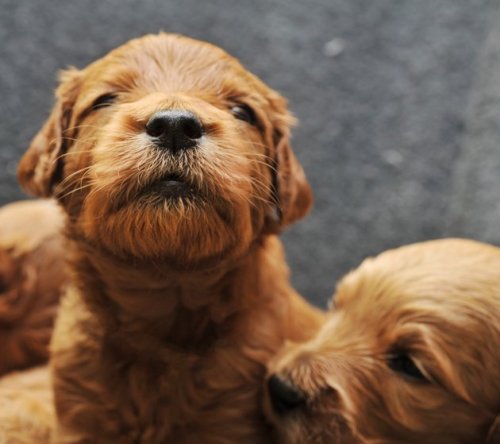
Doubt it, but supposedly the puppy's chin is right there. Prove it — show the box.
[78,178,256,266]
[269,413,356,444]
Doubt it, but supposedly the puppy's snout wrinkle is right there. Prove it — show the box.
[268,375,305,415]
[146,109,203,153]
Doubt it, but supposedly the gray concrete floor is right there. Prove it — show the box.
[1,0,499,306]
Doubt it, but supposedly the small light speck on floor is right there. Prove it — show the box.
[322,38,345,58]
[381,149,404,167]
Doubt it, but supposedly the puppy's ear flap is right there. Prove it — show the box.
[264,106,313,233]
[18,68,82,197]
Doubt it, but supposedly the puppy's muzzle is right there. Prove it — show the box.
[267,374,305,415]
[146,109,203,154]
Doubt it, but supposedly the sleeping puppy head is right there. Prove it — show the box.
[18,33,312,267]
[265,239,500,444]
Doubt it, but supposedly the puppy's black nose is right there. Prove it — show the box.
[146,110,203,153]
[267,375,305,414]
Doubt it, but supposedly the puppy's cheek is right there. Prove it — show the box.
[91,133,158,201]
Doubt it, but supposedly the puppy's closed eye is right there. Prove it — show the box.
[387,351,428,382]
[230,103,257,126]
[89,93,118,112]
[72,93,118,133]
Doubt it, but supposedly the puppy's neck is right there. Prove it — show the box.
[68,235,291,353]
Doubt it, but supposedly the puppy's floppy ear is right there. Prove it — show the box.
[264,100,313,233]
[18,68,82,197]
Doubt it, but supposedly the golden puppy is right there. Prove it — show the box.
[17,33,324,443]
[0,199,67,375]
[265,239,500,444]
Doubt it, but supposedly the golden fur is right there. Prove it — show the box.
[0,199,66,375]
[0,366,53,444]
[17,33,324,443]
[265,239,500,444]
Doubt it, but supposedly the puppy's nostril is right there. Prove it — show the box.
[145,110,203,153]
[267,375,305,415]
[145,114,168,138]
[181,117,203,140]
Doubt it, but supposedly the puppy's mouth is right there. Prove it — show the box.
[146,173,194,198]
[108,172,200,213]
[143,173,194,199]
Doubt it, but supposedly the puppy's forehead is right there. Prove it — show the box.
[332,240,500,342]
[81,33,270,99]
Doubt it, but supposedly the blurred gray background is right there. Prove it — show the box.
[1,0,499,307]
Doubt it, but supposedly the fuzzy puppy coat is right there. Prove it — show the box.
[0,199,66,376]
[17,33,324,443]
[265,239,500,444]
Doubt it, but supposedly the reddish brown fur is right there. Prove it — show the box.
[17,33,324,443]
[0,199,67,375]
[265,239,500,444]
